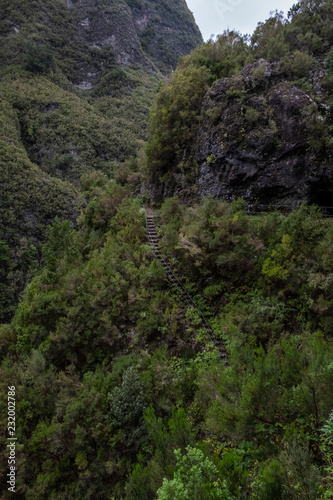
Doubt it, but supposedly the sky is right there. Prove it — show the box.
[186,0,297,41]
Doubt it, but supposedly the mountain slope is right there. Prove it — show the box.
[0,0,202,82]
[1,184,333,498]
[1,2,333,498]
[0,0,202,321]
[0,94,82,320]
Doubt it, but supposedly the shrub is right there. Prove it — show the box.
[156,446,232,500]
[25,44,53,73]
[245,107,260,125]
[326,47,333,76]
[107,366,148,446]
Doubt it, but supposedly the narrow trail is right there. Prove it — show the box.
[145,212,228,359]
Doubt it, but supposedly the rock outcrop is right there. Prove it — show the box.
[195,60,333,208]
[0,0,202,88]
[150,59,333,208]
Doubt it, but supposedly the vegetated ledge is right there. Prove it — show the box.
[147,58,333,209]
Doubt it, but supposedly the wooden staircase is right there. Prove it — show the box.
[146,213,227,358]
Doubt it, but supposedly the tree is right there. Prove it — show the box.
[156,446,232,500]
[25,44,53,73]
[108,366,148,446]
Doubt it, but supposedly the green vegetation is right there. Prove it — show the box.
[0,0,201,318]
[1,188,333,497]
[145,31,248,181]
[145,1,333,188]
[0,93,82,322]
[1,0,333,498]
[156,447,231,499]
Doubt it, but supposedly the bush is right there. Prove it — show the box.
[157,446,232,500]
[107,366,148,446]
[25,44,53,73]
[326,47,333,76]
[282,50,315,78]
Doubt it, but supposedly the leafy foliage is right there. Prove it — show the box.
[107,366,148,447]
[1,1,333,498]
[145,0,333,195]
[25,43,54,74]
[157,446,231,499]
[1,195,332,497]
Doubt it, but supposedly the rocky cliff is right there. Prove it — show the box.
[0,0,202,87]
[195,60,333,209]
[145,5,333,209]
[148,57,333,208]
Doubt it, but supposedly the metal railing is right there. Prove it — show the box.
[145,211,227,357]
[245,204,333,217]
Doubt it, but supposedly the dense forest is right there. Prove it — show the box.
[1,0,333,498]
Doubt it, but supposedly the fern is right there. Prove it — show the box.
[321,411,333,442]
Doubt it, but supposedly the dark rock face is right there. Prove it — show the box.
[162,59,333,208]
[131,0,203,73]
[0,0,202,87]
[66,0,202,82]
[71,0,149,71]
[197,82,309,206]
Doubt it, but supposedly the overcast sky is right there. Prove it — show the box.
[186,0,298,41]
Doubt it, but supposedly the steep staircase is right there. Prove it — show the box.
[145,212,227,358]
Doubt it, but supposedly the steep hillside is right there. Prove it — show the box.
[0,0,202,82]
[0,0,202,321]
[1,183,333,498]
[0,96,82,320]
[145,2,333,208]
[1,2,333,498]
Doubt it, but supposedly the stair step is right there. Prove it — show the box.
[145,212,228,358]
